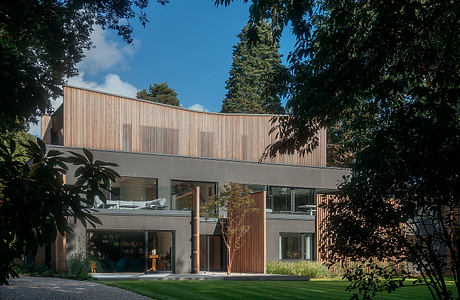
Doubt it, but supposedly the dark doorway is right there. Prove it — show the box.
[147,231,173,272]
[200,235,225,271]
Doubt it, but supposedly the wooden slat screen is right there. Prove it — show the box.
[232,191,266,273]
[63,86,326,166]
[316,194,333,262]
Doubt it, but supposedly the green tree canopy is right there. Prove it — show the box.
[0,130,36,162]
[0,0,168,130]
[137,82,180,106]
[218,0,460,298]
[0,0,166,284]
[221,21,286,114]
[0,140,120,284]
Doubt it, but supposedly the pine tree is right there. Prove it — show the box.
[137,82,180,106]
[221,22,287,114]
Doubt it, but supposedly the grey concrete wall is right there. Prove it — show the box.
[67,213,192,274]
[49,146,347,272]
[266,217,315,262]
[50,146,348,194]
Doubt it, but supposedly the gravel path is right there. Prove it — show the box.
[0,276,152,300]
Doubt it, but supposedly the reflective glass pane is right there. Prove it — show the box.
[294,188,315,215]
[280,233,301,259]
[304,234,312,260]
[270,187,292,213]
[96,177,159,209]
[171,180,216,211]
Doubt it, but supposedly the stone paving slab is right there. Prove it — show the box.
[0,276,152,300]
[92,272,309,281]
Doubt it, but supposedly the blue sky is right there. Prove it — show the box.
[30,1,296,135]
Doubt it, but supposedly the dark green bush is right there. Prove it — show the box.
[13,261,54,277]
[69,254,91,280]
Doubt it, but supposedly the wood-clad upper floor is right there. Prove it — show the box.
[42,86,326,167]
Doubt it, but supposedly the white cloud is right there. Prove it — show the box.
[187,104,209,112]
[28,26,141,137]
[28,73,138,137]
[77,26,140,75]
[68,72,138,98]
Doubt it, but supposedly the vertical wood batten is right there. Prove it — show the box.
[232,191,266,273]
[63,86,326,166]
[192,186,200,273]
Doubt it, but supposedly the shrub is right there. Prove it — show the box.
[69,254,91,280]
[14,261,54,277]
[267,261,339,278]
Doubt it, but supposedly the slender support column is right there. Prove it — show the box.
[192,186,200,274]
[144,230,148,273]
[55,233,66,273]
[55,173,67,273]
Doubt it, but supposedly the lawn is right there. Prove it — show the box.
[102,279,458,300]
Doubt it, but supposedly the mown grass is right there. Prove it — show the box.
[102,279,458,300]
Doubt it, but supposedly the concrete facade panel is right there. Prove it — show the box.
[266,219,315,262]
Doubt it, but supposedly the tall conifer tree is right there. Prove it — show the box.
[221,22,286,114]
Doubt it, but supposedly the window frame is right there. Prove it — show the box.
[268,186,316,215]
[279,232,315,261]
[170,179,218,211]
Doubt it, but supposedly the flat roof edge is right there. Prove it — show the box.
[46,144,350,171]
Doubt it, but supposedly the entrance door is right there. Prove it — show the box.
[199,235,225,271]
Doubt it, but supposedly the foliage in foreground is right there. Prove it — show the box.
[0,0,172,129]
[217,0,460,299]
[0,138,119,284]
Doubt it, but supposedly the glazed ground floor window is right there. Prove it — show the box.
[279,233,314,260]
[87,230,174,273]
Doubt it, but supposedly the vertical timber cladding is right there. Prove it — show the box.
[232,191,267,273]
[63,86,326,166]
[192,187,200,273]
[316,194,336,263]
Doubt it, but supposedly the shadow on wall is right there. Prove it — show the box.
[65,227,87,272]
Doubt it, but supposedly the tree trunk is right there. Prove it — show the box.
[227,246,232,275]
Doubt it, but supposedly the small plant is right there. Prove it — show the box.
[13,261,54,277]
[202,183,260,275]
[69,254,91,280]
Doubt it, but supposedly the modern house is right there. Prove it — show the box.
[38,86,348,274]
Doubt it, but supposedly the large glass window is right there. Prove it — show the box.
[270,187,292,213]
[279,233,314,260]
[88,230,173,273]
[268,187,316,215]
[171,180,216,211]
[97,177,161,210]
[294,188,315,215]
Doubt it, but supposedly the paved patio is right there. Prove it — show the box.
[92,272,309,281]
